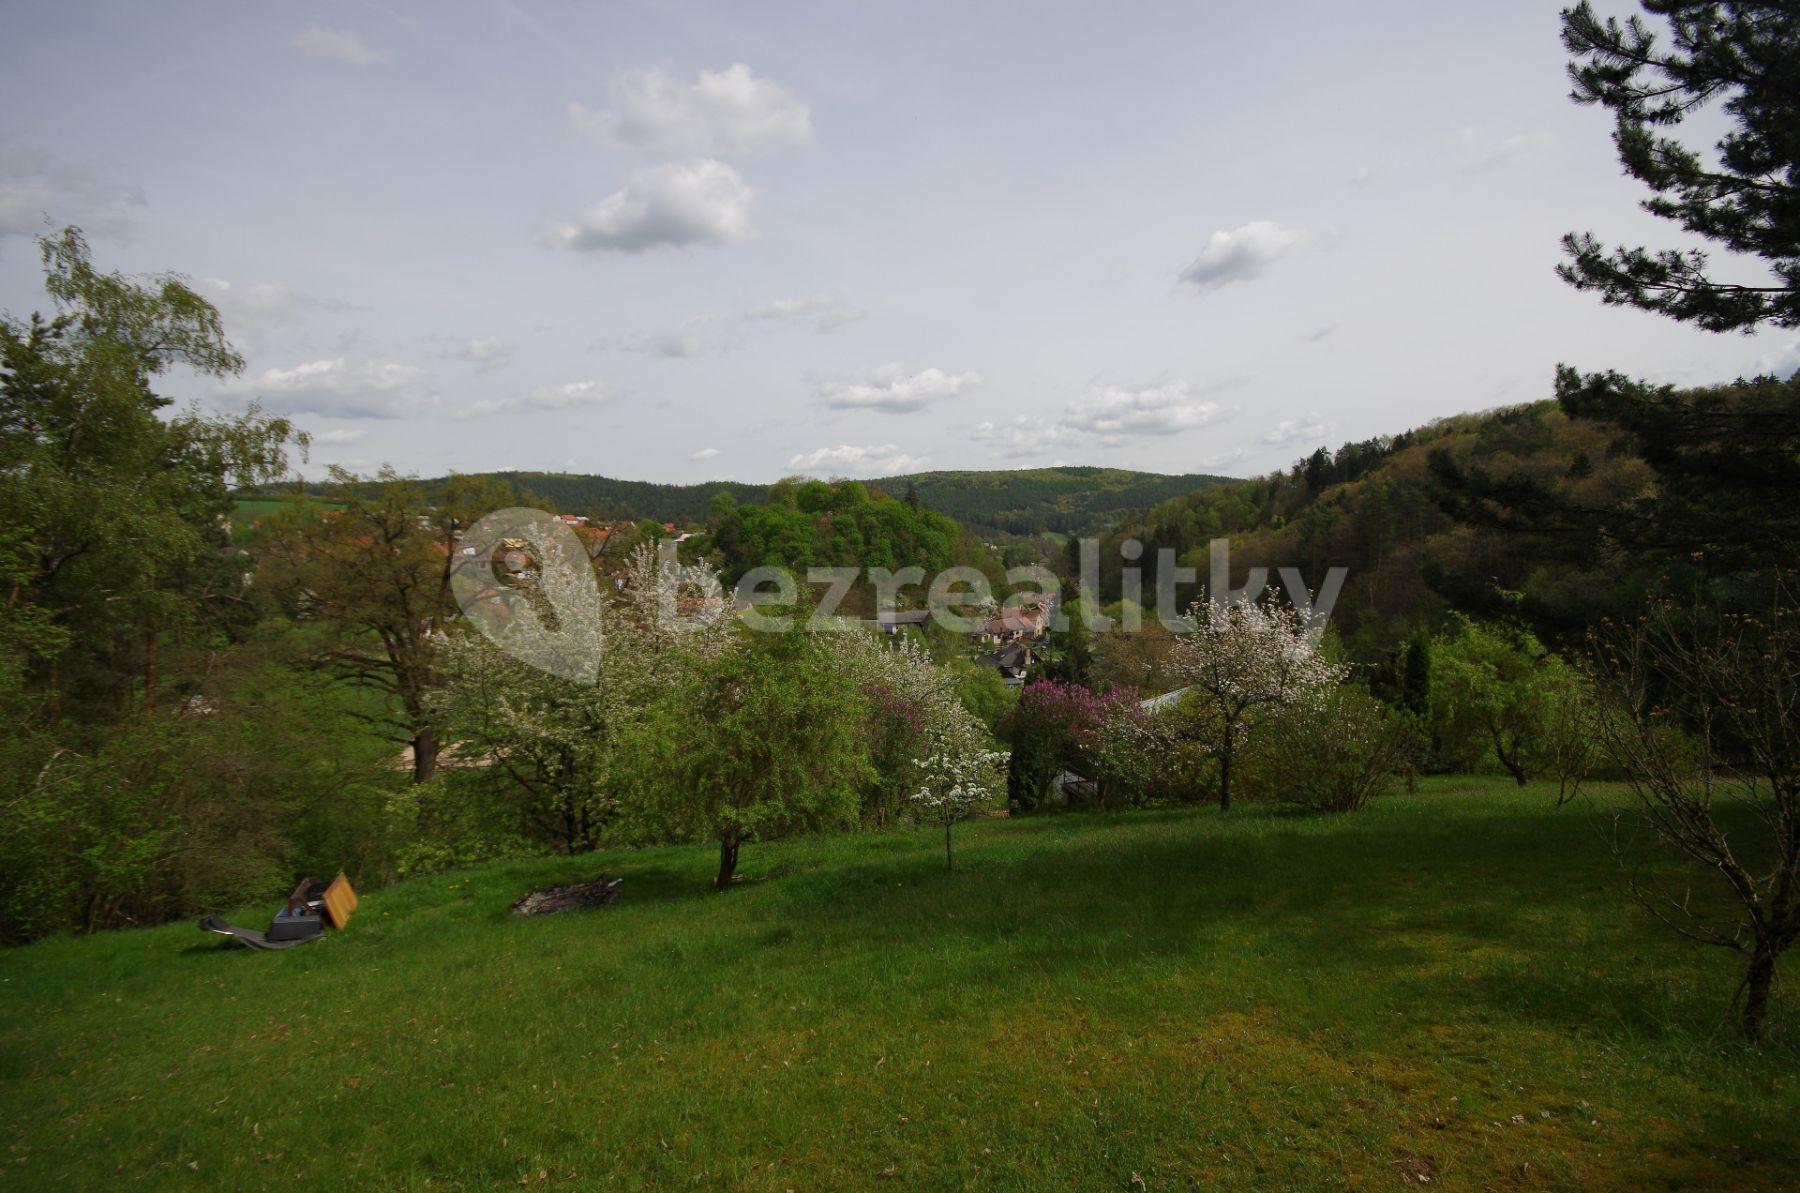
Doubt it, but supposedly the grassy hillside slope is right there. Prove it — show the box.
[1,779,1792,1189]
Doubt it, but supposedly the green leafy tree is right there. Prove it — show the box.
[1400,629,1432,718]
[652,627,873,888]
[258,468,510,782]
[1,228,301,717]
[1241,684,1411,813]
[1431,618,1585,786]
[706,479,964,584]
[434,543,734,853]
[0,645,394,943]
[951,658,1017,730]
[1039,593,1095,687]
[1396,628,1435,789]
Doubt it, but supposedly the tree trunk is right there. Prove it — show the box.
[144,622,157,710]
[944,821,954,872]
[1743,942,1777,1042]
[1493,728,1528,786]
[715,837,740,889]
[1219,720,1234,813]
[412,727,440,784]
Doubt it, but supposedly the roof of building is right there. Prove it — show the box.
[873,609,934,626]
[981,606,1045,637]
[1139,687,1190,714]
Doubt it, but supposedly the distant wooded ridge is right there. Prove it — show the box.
[238,466,1239,538]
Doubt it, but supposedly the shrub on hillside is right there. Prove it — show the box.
[1431,617,1590,784]
[1241,685,1410,813]
[384,773,541,878]
[952,659,1018,730]
[0,694,392,942]
[999,680,1152,811]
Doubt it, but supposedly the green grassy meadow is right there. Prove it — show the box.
[1,778,1793,1190]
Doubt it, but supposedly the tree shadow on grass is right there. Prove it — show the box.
[748,800,1770,1049]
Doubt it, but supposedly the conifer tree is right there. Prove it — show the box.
[1558,1,1798,331]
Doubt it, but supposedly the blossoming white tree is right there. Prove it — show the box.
[908,720,1008,871]
[434,542,734,853]
[1162,599,1347,811]
[818,626,965,822]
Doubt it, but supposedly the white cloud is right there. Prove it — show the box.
[549,160,754,253]
[198,279,306,330]
[0,146,144,245]
[1747,338,1800,380]
[309,428,366,446]
[290,25,390,67]
[1061,382,1235,439]
[1348,166,1374,187]
[1452,128,1552,175]
[441,336,515,372]
[787,444,929,476]
[1262,413,1333,448]
[526,380,611,410]
[813,364,980,413]
[451,380,613,420]
[974,380,1240,460]
[1201,445,1252,470]
[232,357,436,419]
[607,297,862,359]
[620,317,733,359]
[1178,220,1306,290]
[745,295,865,333]
[570,64,811,156]
[195,278,346,349]
[971,417,1072,460]
[690,446,721,461]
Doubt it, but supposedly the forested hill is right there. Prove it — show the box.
[241,471,769,525]
[876,467,1235,537]
[241,466,1233,537]
[1091,398,1655,658]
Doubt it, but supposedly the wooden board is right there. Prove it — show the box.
[322,872,358,930]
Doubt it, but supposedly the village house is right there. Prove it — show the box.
[971,593,1054,684]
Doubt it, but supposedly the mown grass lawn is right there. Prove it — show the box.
[1,778,1794,1190]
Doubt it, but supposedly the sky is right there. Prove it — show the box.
[2,0,1795,485]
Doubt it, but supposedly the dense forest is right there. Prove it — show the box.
[242,470,768,526]
[240,465,1230,540]
[878,466,1235,537]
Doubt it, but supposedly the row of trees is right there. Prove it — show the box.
[428,544,1006,886]
[1007,602,1410,817]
